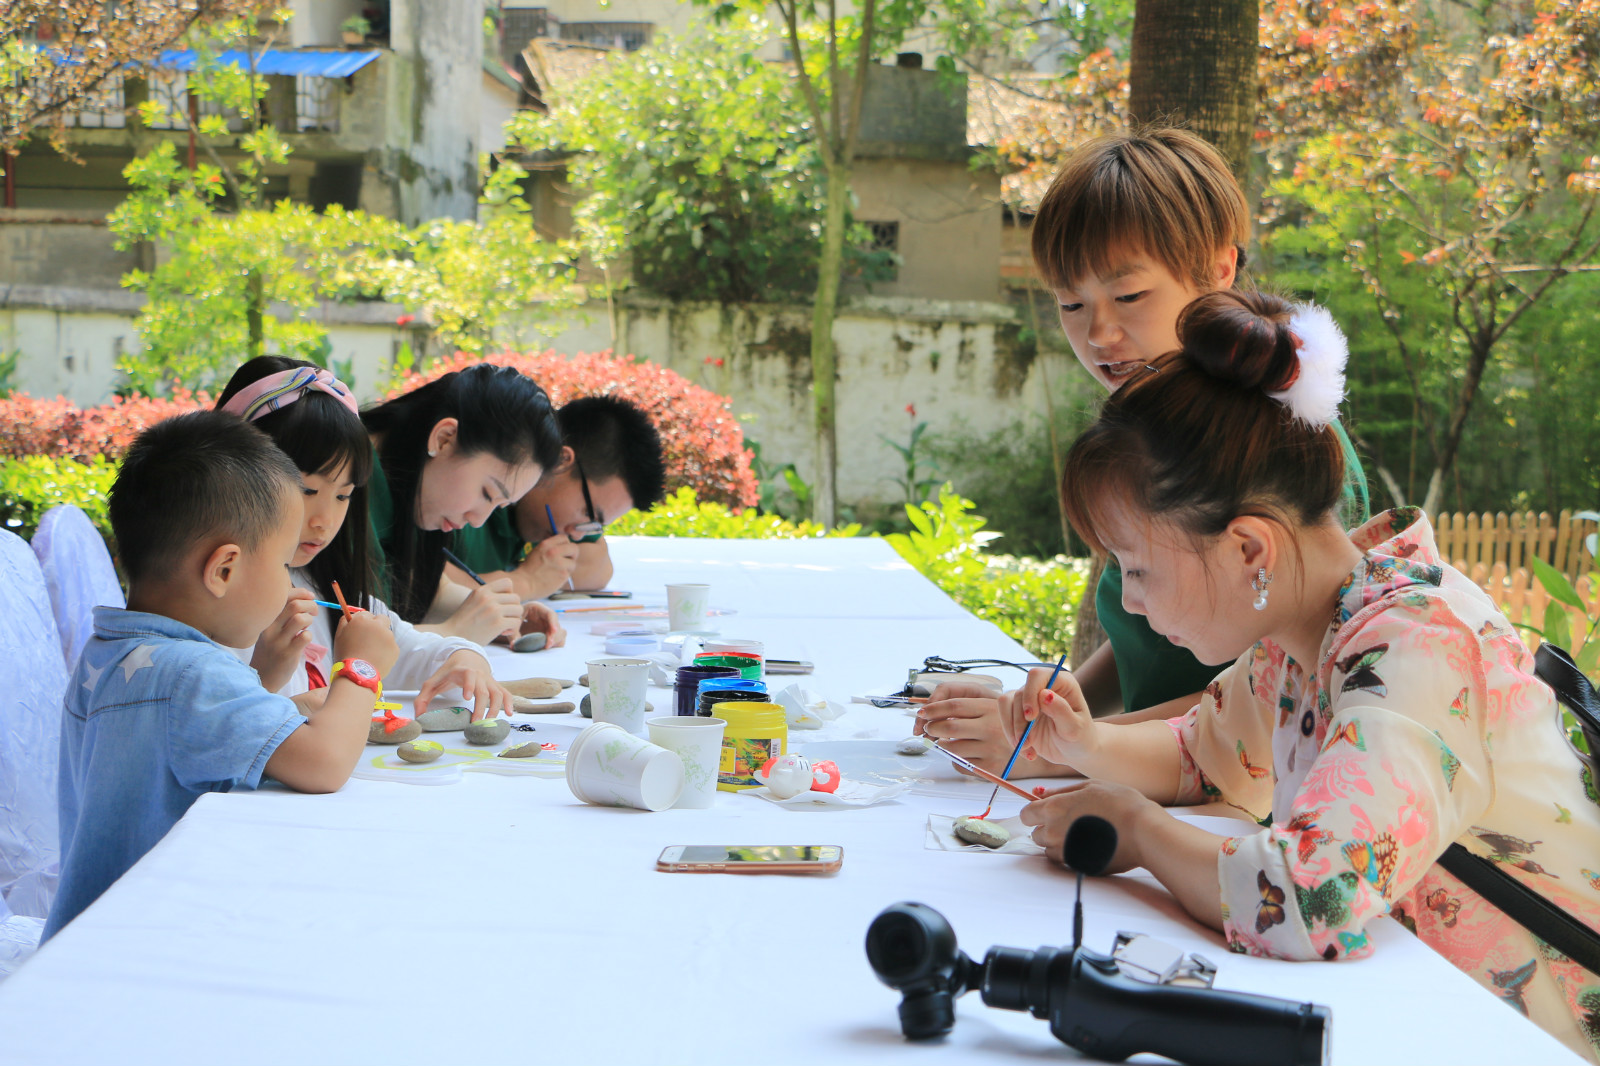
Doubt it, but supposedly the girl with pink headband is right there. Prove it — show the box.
[216,357,548,720]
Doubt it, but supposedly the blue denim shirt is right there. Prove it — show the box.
[44,607,305,939]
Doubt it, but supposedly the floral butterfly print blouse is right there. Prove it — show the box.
[1171,509,1600,1062]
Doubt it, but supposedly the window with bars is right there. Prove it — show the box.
[560,21,653,51]
[502,8,552,65]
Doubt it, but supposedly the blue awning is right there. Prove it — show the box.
[154,49,381,78]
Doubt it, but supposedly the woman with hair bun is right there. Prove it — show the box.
[1011,290,1600,1062]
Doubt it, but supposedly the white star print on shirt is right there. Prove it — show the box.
[81,660,105,693]
[119,643,158,681]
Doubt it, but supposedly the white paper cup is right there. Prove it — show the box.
[565,722,684,811]
[647,716,727,809]
[586,656,652,735]
[666,583,711,631]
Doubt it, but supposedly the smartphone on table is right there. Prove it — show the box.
[549,589,633,600]
[657,844,843,874]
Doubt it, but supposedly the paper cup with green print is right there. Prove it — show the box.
[647,716,726,809]
[665,583,712,631]
[565,722,685,811]
[586,656,653,735]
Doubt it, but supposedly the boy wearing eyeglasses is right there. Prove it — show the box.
[447,396,667,600]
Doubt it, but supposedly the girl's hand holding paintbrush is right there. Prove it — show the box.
[331,605,398,679]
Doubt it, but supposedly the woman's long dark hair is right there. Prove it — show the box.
[215,356,378,630]
[361,363,562,621]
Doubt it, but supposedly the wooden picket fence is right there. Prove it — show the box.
[1433,509,1597,584]
[1437,510,1600,652]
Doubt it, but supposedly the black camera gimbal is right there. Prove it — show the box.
[865,817,1330,1066]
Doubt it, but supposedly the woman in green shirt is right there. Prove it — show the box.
[918,128,1369,773]
[360,363,568,646]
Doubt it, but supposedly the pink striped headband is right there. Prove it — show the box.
[220,367,360,422]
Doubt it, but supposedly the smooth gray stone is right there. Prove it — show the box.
[417,706,473,732]
[511,632,547,653]
[397,740,444,763]
[953,817,1010,849]
[463,718,510,745]
[498,741,543,759]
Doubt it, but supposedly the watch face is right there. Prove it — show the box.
[345,660,378,681]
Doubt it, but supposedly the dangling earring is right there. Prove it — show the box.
[1251,568,1273,611]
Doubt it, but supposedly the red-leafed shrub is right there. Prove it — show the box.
[388,350,759,509]
[0,390,211,462]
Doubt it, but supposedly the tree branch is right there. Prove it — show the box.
[839,0,875,167]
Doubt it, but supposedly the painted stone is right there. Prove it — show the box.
[397,740,444,764]
[417,706,473,732]
[369,716,420,745]
[510,632,547,653]
[502,677,563,700]
[953,817,1010,849]
[498,741,543,759]
[463,717,510,745]
[512,698,576,715]
[897,736,932,756]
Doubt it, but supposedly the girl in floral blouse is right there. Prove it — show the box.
[1013,289,1600,1062]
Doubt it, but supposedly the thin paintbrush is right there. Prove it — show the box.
[927,743,1037,802]
[975,652,1068,820]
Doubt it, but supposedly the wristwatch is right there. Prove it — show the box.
[331,658,382,696]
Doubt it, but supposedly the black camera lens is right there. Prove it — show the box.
[980,945,1037,1012]
[866,907,939,982]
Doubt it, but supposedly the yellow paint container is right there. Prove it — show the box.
[714,701,788,791]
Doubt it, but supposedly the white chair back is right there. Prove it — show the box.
[32,505,125,671]
[0,530,68,918]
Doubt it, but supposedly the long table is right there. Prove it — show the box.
[0,537,1581,1065]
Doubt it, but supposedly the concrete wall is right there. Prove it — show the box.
[388,0,483,223]
[0,213,141,289]
[851,158,1002,303]
[2,288,1082,510]
[588,293,1078,506]
[0,287,413,407]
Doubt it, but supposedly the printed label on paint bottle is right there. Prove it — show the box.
[718,736,783,788]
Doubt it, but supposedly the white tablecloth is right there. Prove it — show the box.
[0,537,1581,1065]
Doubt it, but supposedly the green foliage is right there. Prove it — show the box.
[879,415,940,506]
[1512,556,1600,753]
[108,14,577,394]
[883,486,1088,660]
[0,455,118,542]
[508,17,886,302]
[109,140,399,394]
[0,349,18,398]
[923,397,1100,559]
[607,486,859,538]
[365,160,582,356]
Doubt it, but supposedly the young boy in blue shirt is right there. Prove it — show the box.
[45,412,398,939]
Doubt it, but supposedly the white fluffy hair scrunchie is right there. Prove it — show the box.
[1268,303,1349,429]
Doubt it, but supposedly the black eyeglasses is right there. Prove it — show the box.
[570,457,605,543]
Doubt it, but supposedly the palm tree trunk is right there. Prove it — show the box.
[1128,0,1259,185]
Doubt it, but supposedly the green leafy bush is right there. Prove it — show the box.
[0,456,118,543]
[608,487,860,539]
[884,487,1088,661]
